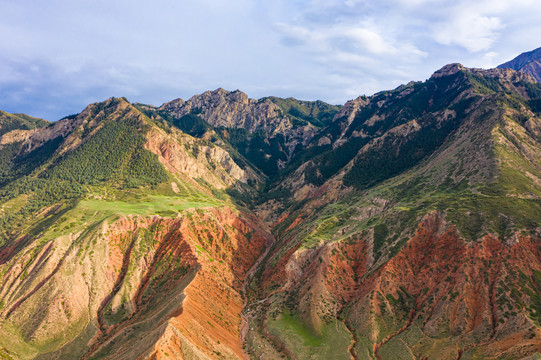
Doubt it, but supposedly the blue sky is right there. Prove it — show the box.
[1,0,540,120]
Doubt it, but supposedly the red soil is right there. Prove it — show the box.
[260,211,541,359]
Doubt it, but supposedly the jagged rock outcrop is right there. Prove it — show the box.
[161,89,287,134]
[159,89,329,156]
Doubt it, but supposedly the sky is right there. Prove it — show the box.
[0,0,540,120]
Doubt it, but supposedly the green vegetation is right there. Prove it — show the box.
[217,127,288,177]
[79,195,221,217]
[158,111,211,138]
[265,97,341,128]
[266,311,351,360]
[342,73,474,189]
[0,136,64,187]
[373,223,389,254]
[46,116,166,186]
[282,71,475,188]
[303,137,369,186]
[0,102,175,246]
[343,111,463,189]
[0,111,48,137]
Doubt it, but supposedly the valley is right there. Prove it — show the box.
[0,54,541,359]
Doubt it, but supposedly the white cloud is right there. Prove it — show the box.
[340,28,397,54]
[276,22,426,63]
[433,12,504,52]
[0,0,540,119]
[482,51,500,67]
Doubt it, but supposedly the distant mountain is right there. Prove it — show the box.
[498,46,541,81]
[1,58,541,359]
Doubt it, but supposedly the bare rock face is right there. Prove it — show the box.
[161,89,286,133]
[145,126,260,189]
[160,89,320,155]
[520,60,541,82]
[329,95,370,148]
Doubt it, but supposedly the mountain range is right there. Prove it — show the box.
[0,49,540,359]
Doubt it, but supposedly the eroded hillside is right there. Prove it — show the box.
[1,63,541,359]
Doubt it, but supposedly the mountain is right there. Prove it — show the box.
[498,46,541,81]
[154,89,341,177]
[1,59,541,359]
[246,64,541,360]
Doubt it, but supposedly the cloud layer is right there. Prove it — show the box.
[0,0,540,119]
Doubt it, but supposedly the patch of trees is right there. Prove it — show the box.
[344,112,462,189]
[0,117,168,246]
[217,127,289,178]
[45,117,167,186]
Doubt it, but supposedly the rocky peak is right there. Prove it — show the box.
[161,97,185,108]
[498,46,541,81]
[160,88,285,133]
[198,88,253,108]
[333,96,370,123]
[430,63,466,78]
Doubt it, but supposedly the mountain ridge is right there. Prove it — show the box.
[0,59,541,359]
[498,46,541,82]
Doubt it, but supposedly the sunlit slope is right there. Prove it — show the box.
[243,65,541,360]
[0,97,269,359]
